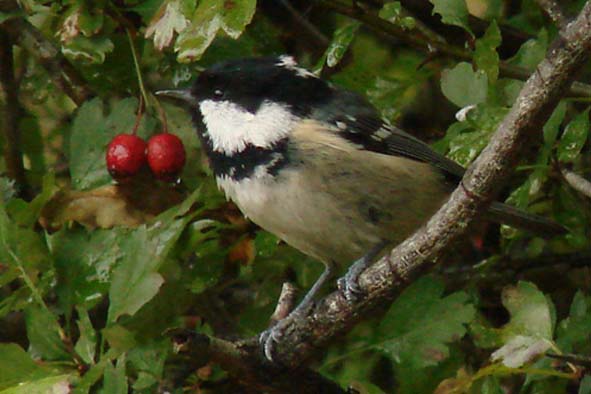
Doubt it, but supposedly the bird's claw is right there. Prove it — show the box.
[337,272,365,303]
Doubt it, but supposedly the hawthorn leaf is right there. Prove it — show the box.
[24,305,70,361]
[74,307,97,364]
[375,276,475,369]
[145,0,189,51]
[441,62,488,107]
[325,22,360,68]
[99,355,127,394]
[430,0,472,35]
[379,2,415,29]
[558,108,589,163]
[0,344,58,391]
[62,36,114,64]
[474,21,501,83]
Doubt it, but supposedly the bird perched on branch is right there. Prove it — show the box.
[157,55,566,360]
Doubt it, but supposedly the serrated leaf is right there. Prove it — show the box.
[99,355,127,394]
[0,344,57,391]
[491,335,551,368]
[441,62,488,107]
[62,36,114,64]
[175,0,256,62]
[508,29,548,69]
[379,2,415,30]
[107,189,201,322]
[558,109,589,163]
[74,307,97,364]
[556,291,591,353]
[474,21,501,83]
[430,0,472,35]
[489,282,553,368]
[375,276,475,369]
[128,341,168,391]
[145,0,189,51]
[0,374,72,394]
[50,227,121,312]
[325,22,360,68]
[6,173,57,228]
[25,305,69,361]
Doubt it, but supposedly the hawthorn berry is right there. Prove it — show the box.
[106,134,147,180]
[147,133,186,182]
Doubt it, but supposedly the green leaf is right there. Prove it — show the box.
[99,355,127,394]
[102,325,136,358]
[324,22,360,69]
[62,36,114,64]
[128,340,168,391]
[441,62,488,107]
[430,0,472,35]
[107,189,201,322]
[556,291,591,353]
[0,344,58,391]
[145,0,190,51]
[175,0,256,62]
[508,29,548,69]
[379,2,415,30]
[50,227,122,312]
[490,282,554,368]
[375,276,475,369]
[558,108,589,163]
[474,21,501,83]
[580,375,591,394]
[74,307,97,364]
[69,98,151,190]
[24,305,70,361]
[6,173,57,228]
[0,374,72,394]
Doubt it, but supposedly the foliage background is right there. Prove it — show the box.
[0,0,590,393]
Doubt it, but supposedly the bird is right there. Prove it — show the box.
[156,55,566,360]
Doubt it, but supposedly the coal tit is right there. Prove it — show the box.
[157,55,565,360]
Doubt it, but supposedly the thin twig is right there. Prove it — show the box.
[561,168,591,199]
[317,0,591,98]
[535,0,568,29]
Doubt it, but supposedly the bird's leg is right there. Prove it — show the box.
[260,263,334,361]
[337,241,388,302]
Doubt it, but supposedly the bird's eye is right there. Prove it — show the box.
[213,89,224,98]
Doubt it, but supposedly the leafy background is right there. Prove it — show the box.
[0,0,590,393]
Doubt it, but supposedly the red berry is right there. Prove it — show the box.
[147,133,186,182]
[106,134,147,180]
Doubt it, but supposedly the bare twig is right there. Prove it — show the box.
[0,30,30,199]
[561,168,591,199]
[0,0,92,106]
[254,1,591,368]
[535,0,568,29]
[270,282,299,325]
[317,0,591,98]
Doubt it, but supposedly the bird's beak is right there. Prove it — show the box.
[155,88,196,105]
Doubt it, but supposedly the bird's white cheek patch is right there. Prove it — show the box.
[199,100,298,154]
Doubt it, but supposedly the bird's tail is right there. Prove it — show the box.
[486,202,568,238]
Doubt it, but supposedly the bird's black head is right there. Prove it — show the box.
[189,55,332,114]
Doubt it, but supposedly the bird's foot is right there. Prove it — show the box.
[259,307,310,362]
[337,269,365,303]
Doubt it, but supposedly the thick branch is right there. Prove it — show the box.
[561,168,591,199]
[317,0,591,98]
[0,0,92,106]
[259,1,591,368]
[0,30,30,199]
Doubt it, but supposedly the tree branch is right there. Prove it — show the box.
[170,330,347,394]
[317,0,591,98]
[0,30,30,199]
[254,1,591,368]
[535,0,568,29]
[0,0,92,106]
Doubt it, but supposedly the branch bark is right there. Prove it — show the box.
[535,0,568,29]
[317,0,591,98]
[255,1,591,368]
